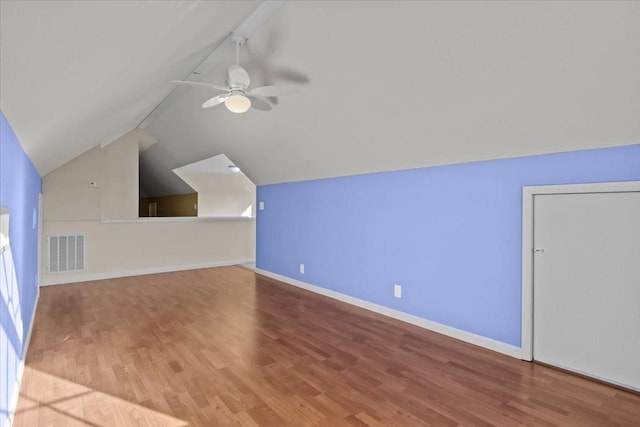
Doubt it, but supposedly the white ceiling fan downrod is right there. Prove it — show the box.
[232,33,246,67]
[225,34,251,113]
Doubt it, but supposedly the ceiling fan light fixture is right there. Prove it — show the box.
[171,33,300,114]
[225,93,251,113]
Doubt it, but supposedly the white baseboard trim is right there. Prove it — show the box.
[255,268,522,359]
[7,287,39,427]
[41,259,256,286]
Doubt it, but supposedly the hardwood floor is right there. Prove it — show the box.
[14,266,640,426]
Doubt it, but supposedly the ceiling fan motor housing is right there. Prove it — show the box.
[227,64,250,89]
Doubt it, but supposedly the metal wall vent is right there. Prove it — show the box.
[48,234,85,273]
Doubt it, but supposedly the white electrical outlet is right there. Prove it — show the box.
[394,284,402,298]
[299,263,305,274]
[259,201,265,211]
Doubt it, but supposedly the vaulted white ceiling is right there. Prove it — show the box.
[2,1,639,190]
[0,0,260,176]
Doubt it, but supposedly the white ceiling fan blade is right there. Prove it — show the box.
[246,94,272,111]
[250,85,298,97]
[227,65,250,89]
[202,94,228,109]
[171,80,228,92]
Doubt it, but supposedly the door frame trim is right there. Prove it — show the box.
[521,180,640,361]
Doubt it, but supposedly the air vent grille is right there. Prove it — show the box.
[48,234,85,273]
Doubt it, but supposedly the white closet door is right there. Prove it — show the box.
[533,191,640,391]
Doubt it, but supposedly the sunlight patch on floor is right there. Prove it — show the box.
[14,367,187,427]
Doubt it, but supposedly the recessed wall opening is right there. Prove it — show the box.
[139,153,256,218]
[139,192,198,217]
[137,133,199,218]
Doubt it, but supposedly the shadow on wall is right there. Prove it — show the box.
[1,210,24,425]
[0,112,42,427]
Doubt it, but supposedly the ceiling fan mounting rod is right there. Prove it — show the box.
[231,33,247,66]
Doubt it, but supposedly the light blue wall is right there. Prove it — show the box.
[256,144,640,347]
[0,112,42,426]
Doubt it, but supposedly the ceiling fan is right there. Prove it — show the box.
[172,34,297,113]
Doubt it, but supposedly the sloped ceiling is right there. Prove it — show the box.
[0,0,261,176]
[2,1,639,190]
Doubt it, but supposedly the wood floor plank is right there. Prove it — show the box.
[13,266,640,426]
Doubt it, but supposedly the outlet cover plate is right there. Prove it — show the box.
[394,284,402,298]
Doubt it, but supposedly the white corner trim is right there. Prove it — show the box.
[255,268,521,359]
[521,180,640,362]
[40,259,255,286]
[521,186,534,361]
[521,180,640,196]
[7,287,39,427]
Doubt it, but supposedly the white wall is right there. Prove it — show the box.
[43,146,102,221]
[101,131,139,220]
[177,172,255,217]
[42,129,255,285]
[42,219,254,285]
[42,130,139,222]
